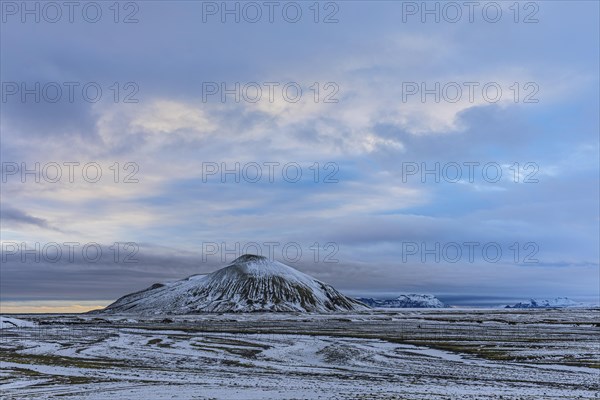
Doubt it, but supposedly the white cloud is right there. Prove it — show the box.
[128,100,216,135]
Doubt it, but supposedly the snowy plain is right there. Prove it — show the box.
[1,308,599,399]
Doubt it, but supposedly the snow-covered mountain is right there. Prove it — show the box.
[356,294,447,308]
[505,297,593,309]
[100,255,369,314]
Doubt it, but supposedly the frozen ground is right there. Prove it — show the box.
[1,317,36,329]
[1,308,598,399]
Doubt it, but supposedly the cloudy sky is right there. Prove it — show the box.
[1,1,598,312]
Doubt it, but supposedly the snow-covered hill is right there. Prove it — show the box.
[100,255,369,314]
[356,294,447,308]
[505,297,594,309]
[0,316,36,329]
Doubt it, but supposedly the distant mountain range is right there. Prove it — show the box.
[504,297,596,309]
[98,255,368,314]
[356,294,448,308]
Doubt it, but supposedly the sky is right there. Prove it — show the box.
[1,1,599,312]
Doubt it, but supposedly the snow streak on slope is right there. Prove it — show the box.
[101,255,368,314]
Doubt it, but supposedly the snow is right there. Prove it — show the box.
[0,316,36,329]
[357,294,447,308]
[505,297,597,308]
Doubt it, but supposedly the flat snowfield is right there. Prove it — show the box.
[1,309,598,399]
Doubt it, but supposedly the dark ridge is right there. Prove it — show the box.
[232,254,268,263]
[149,283,165,290]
